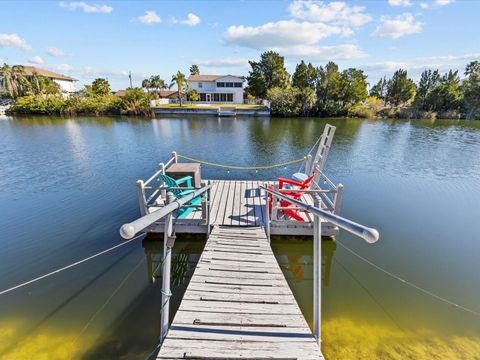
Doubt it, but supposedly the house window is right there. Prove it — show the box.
[213,93,219,102]
[198,82,203,88]
[226,82,234,87]
[200,93,206,101]
[217,82,225,87]
[234,82,242,88]
[227,93,233,102]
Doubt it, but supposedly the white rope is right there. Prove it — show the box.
[0,233,146,296]
[73,255,146,344]
[337,240,480,317]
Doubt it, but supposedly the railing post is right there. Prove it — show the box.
[305,154,312,176]
[313,195,322,346]
[264,186,270,241]
[136,180,147,216]
[172,151,178,163]
[333,183,344,215]
[160,192,175,343]
[159,163,166,200]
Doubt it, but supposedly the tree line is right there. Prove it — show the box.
[245,51,480,119]
[1,64,153,115]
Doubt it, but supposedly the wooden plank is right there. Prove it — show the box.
[157,225,323,359]
[211,180,226,225]
[217,181,231,226]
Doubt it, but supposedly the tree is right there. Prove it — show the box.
[430,70,463,112]
[188,89,200,103]
[190,64,200,76]
[316,62,346,115]
[150,75,166,94]
[414,69,441,110]
[121,87,151,115]
[267,86,300,117]
[462,61,480,119]
[90,78,111,96]
[386,69,416,106]
[341,68,368,105]
[0,64,28,98]
[170,71,187,106]
[296,87,317,116]
[141,78,153,95]
[370,77,388,100]
[246,51,290,98]
[292,60,317,90]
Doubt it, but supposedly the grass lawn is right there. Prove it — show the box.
[154,103,268,110]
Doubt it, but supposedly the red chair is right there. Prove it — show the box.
[268,174,315,221]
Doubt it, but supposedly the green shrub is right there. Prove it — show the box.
[121,87,152,116]
[10,95,66,114]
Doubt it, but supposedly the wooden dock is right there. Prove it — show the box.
[146,180,339,237]
[156,225,324,359]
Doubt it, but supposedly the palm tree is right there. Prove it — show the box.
[150,75,166,97]
[142,78,153,96]
[170,71,187,106]
[0,64,27,98]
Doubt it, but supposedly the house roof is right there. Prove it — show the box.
[188,74,245,82]
[20,66,77,81]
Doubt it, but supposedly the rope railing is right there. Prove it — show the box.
[0,233,146,296]
[176,154,306,170]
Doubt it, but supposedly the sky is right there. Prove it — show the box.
[1,0,479,90]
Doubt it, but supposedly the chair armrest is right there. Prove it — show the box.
[278,177,303,189]
[176,176,192,187]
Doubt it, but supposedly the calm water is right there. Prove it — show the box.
[1,115,479,359]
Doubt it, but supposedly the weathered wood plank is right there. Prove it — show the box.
[157,225,323,359]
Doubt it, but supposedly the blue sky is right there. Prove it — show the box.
[1,0,479,90]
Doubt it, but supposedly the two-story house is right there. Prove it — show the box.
[187,75,244,104]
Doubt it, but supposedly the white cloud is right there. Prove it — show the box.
[194,58,249,67]
[289,0,372,27]
[0,33,31,51]
[435,0,454,5]
[181,13,200,26]
[50,63,74,72]
[417,53,480,62]
[420,2,429,9]
[29,56,44,65]
[388,0,413,6]
[59,1,113,14]
[225,20,351,49]
[46,47,66,57]
[136,10,161,24]
[275,44,367,61]
[372,13,422,39]
[170,13,201,26]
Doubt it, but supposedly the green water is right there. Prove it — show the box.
[0,115,479,359]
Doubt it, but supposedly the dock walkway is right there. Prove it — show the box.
[157,225,324,359]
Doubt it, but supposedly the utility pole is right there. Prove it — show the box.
[129,71,133,88]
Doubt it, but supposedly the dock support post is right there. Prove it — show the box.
[172,151,178,164]
[136,180,147,216]
[313,195,322,346]
[264,186,270,241]
[305,154,312,176]
[333,183,344,215]
[160,192,175,343]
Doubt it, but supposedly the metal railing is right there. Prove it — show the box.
[261,185,379,346]
[120,183,212,345]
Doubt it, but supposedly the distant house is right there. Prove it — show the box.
[0,66,77,96]
[187,75,245,104]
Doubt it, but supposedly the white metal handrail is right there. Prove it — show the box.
[261,186,379,243]
[120,184,212,240]
[261,185,379,348]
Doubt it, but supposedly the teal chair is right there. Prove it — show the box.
[159,174,201,219]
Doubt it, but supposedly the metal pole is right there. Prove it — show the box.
[136,180,147,216]
[264,187,270,241]
[313,195,322,345]
[160,192,174,343]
